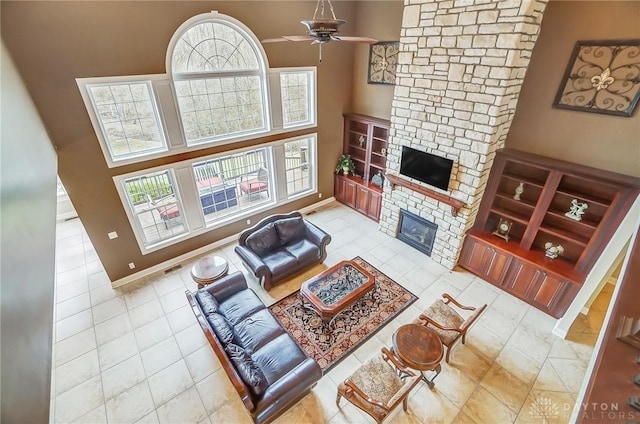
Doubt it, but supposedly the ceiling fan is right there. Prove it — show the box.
[262,0,378,62]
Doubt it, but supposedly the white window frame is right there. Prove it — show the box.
[279,70,316,129]
[113,133,317,254]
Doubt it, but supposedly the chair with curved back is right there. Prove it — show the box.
[336,347,422,423]
[417,293,487,363]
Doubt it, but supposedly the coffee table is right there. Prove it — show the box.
[392,323,444,388]
[300,260,375,327]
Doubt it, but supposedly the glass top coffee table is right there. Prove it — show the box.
[300,260,375,327]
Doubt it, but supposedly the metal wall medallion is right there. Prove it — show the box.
[368,41,399,85]
[553,40,640,117]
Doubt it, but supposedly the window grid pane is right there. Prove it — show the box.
[122,170,186,245]
[192,148,272,223]
[172,22,260,73]
[175,77,265,144]
[88,82,166,159]
[284,138,312,197]
[280,72,310,127]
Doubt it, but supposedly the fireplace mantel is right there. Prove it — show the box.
[386,174,466,217]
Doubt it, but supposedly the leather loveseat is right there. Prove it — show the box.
[186,271,322,424]
[235,211,331,291]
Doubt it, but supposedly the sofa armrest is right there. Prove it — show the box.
[234,246,269,275]
[304,221,331,249]
[254,358,322,421]
[202,271,248,301]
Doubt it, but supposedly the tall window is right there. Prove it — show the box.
[281,71,314,128]
[121,170,186,246]
[86,82,167,160]
[284,138,313,197]
[170,19,268,145]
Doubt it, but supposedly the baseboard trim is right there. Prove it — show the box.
[111,197,336,288]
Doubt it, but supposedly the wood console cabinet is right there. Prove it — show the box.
[335,114,389,221]
[459,148,639,318]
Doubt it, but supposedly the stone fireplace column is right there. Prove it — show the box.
[380,0,549,269]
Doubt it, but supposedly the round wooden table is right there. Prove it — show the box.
[392,323,444,388]
[191,255,229,289]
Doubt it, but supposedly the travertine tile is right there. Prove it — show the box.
[56,309,94,342]
[105,381,156,424]
[56,292,91,321]
[156,386,207,424]
[134,317,173,351]
[55,349,100,396]
[129,300,165,329]
[94,312,133,346]
[462,386,517,424]
[147,359,193,406]
[174,324,208,356]
[102,354,147,401]
[92,296,127,325]
[72,404,107,424]
[140,337,182,376]
[480,363,531,413]
[55,374,104,423]
[98,332,138,370]
[55,328,97,367]
[123,283,158,311]
[184,344,222,383]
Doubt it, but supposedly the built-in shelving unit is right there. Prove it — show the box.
[459,148,640,318]
[335,114,390,222]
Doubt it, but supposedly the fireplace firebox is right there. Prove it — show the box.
[396,210,438,256]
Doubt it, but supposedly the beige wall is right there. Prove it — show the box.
[1,1,358,281]
[1,43,57,423]
[507,0,640,177]
[351,1,403,119]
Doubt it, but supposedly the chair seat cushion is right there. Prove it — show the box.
[284,239,319,265]
[348,356,405,406]
[261,249,297,279]
[233,309,285,354]
[239,180,268,194]
[423,299,464,345]
[219,289,266,326]
[252,334,308,385]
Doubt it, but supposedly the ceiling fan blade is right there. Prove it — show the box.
[334,36,379,44]
[262,35,317,43]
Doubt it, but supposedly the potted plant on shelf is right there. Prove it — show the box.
[335,154,356,176]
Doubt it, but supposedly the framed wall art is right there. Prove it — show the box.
[553,39,640,117]
[368,41,399,85]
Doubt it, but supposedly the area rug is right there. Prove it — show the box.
[268,256,417,373]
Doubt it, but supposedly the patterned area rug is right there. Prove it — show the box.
[269,257,417,373]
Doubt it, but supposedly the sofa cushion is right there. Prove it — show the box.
[245,223,280,257]
[196,290,219,316]
[218,289,265,326]
[233,309,285,354]
[226,343,269,396]
[284,239,319,265]
[207,312,235,345]
[261,249,297,280]
[252,333,308,385]
[274,216,306,246]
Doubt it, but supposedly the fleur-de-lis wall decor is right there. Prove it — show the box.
[553,40,640,117]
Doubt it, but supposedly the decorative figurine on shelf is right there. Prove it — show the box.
[513,182,524,201]
[565,199,588,221]
[371,170,385,188]
[335,154,356,176]
[544,242,564,259]
[492,218,512,242]
[358,135,365,147]
[380,147,387,156]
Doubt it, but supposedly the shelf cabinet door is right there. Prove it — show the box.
[355,186,369,214]
[459,237,512,286]
[366,190,382,221]
[335,177,357,208]
[504,260,544,298]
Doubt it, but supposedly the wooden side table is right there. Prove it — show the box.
[392,323,444,388]
[191,255,229,289]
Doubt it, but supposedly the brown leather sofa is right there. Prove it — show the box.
[186,271,322,424]
[235,211,331,291]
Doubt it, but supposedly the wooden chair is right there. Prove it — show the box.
[336,347,421,423]
[418,293,487,363]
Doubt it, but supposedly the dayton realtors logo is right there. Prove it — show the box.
[529,397,637,422]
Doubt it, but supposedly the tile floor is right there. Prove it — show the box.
[51,202,611,424]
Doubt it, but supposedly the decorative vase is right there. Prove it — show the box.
[342,167,350,175]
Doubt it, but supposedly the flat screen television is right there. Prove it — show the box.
[399,146,453,191]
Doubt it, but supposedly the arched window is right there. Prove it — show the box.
[168,13,269,145]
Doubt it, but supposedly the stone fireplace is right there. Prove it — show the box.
[397,210,438,256]
[379,0,548,269]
